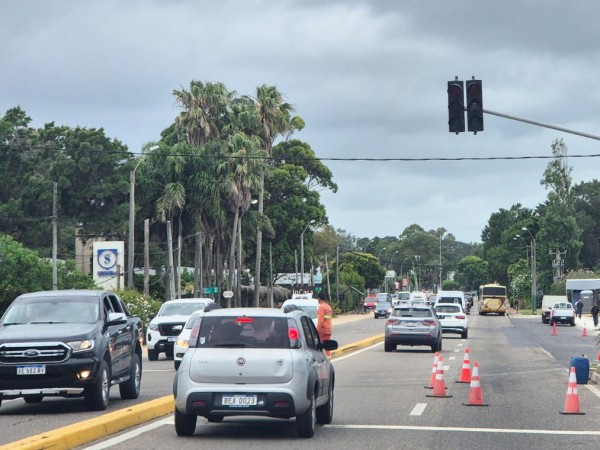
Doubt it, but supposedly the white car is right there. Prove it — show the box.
[146,298,213,361]
[433,303,469,339]
[173,307,338,438]
[281,298,319,326]
[173,309,205,370]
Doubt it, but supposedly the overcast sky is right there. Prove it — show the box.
[3,0,600,244]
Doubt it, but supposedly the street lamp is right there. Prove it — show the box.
[128,146,158,289]
[389,250,399,269]
[414,255,421,291]
[439,232,447,288]
[514,235,530,265]
[300,220,316,289]
[377,247,387,262]
[521,227,537,315]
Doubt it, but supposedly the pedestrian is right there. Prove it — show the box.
[317,290,333,356]
[514,296,520,314]
[575,299,584,319]
[591,303,599,327]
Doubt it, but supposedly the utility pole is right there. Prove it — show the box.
[144,219,150,296]
[52,183,58,290]
[167,221,175,300]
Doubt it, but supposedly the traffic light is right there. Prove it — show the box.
[466,79,484,133]
[447,80,465,134]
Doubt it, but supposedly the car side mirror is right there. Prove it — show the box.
[321,339,338,351]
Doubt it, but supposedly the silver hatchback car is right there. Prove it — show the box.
[384,306,442,353]
[173,307,338,438]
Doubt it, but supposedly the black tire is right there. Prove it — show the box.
[316,378,334,425]
[119,353,141,399]
[147,348,159,361]
[461,330,469,339]
[570,319,576,326]
[384,341,394,352]
[165,348,174,359]
[175,407,197,436]
[23,394,43,404]
[174,360,181,370]
[296,392,316,438]
[84,360,110,411]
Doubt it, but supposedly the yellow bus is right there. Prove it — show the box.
[478,283,507,315]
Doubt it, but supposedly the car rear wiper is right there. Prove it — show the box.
[215,343,247,348]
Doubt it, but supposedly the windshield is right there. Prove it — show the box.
[160,302,207,317]
[2,299,99,325]
[392,308,433,318]
[377,302,391,309]
[435,305,461,313]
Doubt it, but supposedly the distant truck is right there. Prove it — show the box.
[548,301,575,326]
[541,295,568,324]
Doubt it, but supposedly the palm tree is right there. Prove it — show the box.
[218,132,265,306]
[252,85,294,306]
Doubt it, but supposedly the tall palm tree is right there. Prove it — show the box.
[252,85,294,306]
[218,132,265,306]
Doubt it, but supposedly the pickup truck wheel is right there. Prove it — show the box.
[175,407,197,436]
[296,392,316,438]
[119,353,141,399]
[570,319,576,326]
[165,348,174,359]
[84,360,110,411]
[23,394,43,403]
[147,348,158,361]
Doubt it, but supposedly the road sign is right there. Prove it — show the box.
[203,287,219,294]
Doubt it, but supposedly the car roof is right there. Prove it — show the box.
[203,307,289,318]
[164,298,214,304]
[282,299,319,306]
[17,290,111,300]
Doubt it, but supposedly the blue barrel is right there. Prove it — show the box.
[570,356,590,385]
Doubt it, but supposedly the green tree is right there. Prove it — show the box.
[456,256,489,291]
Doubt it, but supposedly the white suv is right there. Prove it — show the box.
[433,303,469,339]
[146,298,213,361]
[173,307,338,438]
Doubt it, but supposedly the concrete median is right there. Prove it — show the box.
[2,334,383,450]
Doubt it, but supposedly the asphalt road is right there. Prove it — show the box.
[4,308,600,449]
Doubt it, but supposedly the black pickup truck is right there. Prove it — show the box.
[0,290,143,410]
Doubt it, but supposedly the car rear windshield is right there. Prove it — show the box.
[435,305,461,313]
[290,305,317,319]
[438,297,462,303]
[392,308,432,318]
[193,316,289,349]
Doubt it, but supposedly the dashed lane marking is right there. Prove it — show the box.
[326,424,600,436]
[409,403,427,416]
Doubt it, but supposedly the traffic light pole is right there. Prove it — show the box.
[483,108,600,141]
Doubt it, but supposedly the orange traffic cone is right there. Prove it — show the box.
[582,325,588,337]
[456,348,472,384]
[552,322,557,336]
[560,367,585,415]
[463,362,488,406]
[426,356,452,398]
[425,352,439,389]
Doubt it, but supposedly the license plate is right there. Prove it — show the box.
[403,322,417,327]
[560,317,566,320]
[17,365,46,375]
[222,394,257,406]
[167,337,177,342]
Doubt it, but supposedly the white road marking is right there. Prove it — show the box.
[539,347,555,360]
[83,417,173,449]
[449,356,456,361]
[585,383,600,398]
[332,342,383,362]
[409,403,427,416]
[453,349,460,353]
[326,424,600,435]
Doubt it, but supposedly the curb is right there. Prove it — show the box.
[2,335,383,450]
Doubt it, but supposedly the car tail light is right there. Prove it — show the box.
[455,315,466,319]
[422,319,437,326]
[235,317,254,324]
[387,318,400,325]
[287,318,301,349]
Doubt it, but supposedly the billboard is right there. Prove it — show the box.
[93,241,125,289]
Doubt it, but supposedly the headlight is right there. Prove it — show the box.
[148,323,158,331]
[176,338,189,347]
[66,340,95,352]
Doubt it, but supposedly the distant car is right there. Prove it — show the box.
[392,291,411,307]
[384,305,442,353]
[281,298,319,326]
[376,292,391,303]
[146,298,214,361]
[173,309,205,370]
[434,303,469,339]
[173,307,338,438]
[363,295,378,313]
[374,301,392,319]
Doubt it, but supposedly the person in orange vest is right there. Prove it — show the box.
[317,290,333,355]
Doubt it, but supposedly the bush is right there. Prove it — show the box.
[116,289,163,329]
